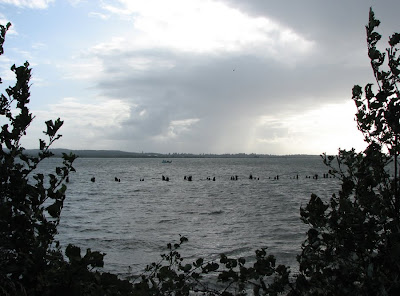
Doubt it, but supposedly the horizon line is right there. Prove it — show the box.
[24,148,324,157]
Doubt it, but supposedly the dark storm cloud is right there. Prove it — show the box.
[217,0,400,40]
[85,0,398,153]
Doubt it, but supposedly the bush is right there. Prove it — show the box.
[0,22,133,296]
[293,8,400,296]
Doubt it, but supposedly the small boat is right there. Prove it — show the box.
[162,160,172,163]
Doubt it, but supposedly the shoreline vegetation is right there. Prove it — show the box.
[24,148,321,159]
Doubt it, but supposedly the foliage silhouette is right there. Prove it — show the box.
[132,236,291,296]
[0,23,133,295]
[293,7,400,296]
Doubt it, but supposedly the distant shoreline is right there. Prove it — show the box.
[23,148,321,159]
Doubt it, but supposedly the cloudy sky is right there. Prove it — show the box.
[0,0,398,154]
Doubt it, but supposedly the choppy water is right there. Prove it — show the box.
[40,156,340,277]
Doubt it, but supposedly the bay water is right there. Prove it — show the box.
[40,156,340,277]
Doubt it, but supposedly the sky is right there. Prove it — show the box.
[0,0,399,155]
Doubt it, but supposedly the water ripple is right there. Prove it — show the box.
[46,156,341,275]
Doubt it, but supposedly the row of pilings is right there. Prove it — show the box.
[89,172,335,183]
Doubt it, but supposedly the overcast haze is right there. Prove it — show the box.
[1,0,399,155]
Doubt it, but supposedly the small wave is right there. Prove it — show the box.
[208,193,219,198]
[158,218,179,224]
[200,210,224,215]
[223,246,253,257]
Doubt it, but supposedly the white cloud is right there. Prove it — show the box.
[58,56,105,80]
[101,3,131,16]
[254,101,366,154]
[58,0,316,89]
[31,42,47,50]
[23,97,131,149]
[88,11,110,20]
[68,0,85,6]
[0,56,16,82]
[0,14,17,35]
[0,0,54,9]
[100,0,314,58]
[155,118,200,141]
[89,36,126,53]
[60,41,176,81]
[47,97,130,128]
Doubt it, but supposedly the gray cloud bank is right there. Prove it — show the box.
[21,0,400,154]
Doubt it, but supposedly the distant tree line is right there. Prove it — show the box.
[1,8,400,295]
[23,149,313,159]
